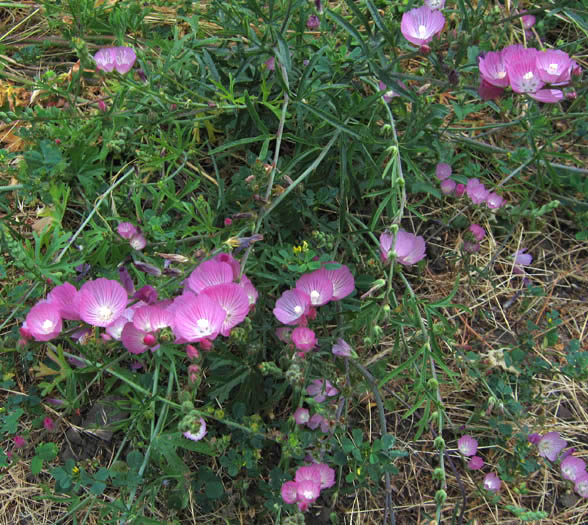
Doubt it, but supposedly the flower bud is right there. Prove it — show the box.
[434,436,445,450]
[434,489,447,505]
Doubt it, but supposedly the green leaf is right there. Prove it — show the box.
[31,455,44,475]
[35,442,58,461]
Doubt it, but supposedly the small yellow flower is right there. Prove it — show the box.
[72,466,80,474]
[293,245,302,255]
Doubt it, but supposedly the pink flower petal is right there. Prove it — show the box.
[78,278,128,327]
[187,260,234,294]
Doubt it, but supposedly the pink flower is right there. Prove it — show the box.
[294,407,310,425]
[321,264,355,301]
[238,274,259,308]
[13,436,26,449]
[504,47,544,94]
[440,179,456,195]
[186,344,200,360]
[435,162,452,180]
[187,260,234,294]
[47,282,80,320]
[478,51,510,88]
[188,364,200,385]
[575,473,588,498]
[296,479,321,511]
[273,289,311,325]
[378,80,406,102]
[296,271,334,306]
[292,326,317,352]
[117,222,138,239]
[121,323,156,354]
[468,456,484,470]
[528,89,564,103]
[458,435,478,457]
[400,6,445,47]
[332,338,352,357]
[172,294,227,342]
[521,13,536,29]
[536,50,572,84]
[307,379,338,403]
[514,249,533,266]
[528,433,541,445]
[212,252,241,280]
[183,417,207,442]
[307,413,330,432]
[275,326,292,343]
[135,285,158,304]
[202,283,250,336]
[483,472,502,492]
[95,47,136,74]
[78,278,128,327]
[469,224,485,242]
[465,178,489,204]
[133,305,172,333]
[223,217,232,227]
[561,456,587,482]
[380,230,426,266]
[455,183,466,196]
[281,481,299,504]
[295,463,335,489]
[43,417,55,431]
[538,431,567,462]
[486,192,505,209]
[25,301,63,341]
[129,233,146,250]
[265,56,275,71]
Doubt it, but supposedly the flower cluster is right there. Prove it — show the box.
[94,46,137,75]
[117,221,146,251]
[21,252,258,357]
[478,45,581,103]
[457,434,501,492]
[531,431,588,498]
[435,162,505,209]
[273,263,354,355]
[293,378,340,433]
[401,5,445,48]
[379,230,426,266]
[281,463,336,511]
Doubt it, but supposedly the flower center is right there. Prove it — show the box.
[97,305,114,323]
[547,63,558,74]
[294,305,302,314]
[523,71,534,80]
[196,318,210,335]
[418,25,428,38]
[41,319,54,333]
[310,290,320,303]
[496,71,506,79]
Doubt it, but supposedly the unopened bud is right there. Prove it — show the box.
[435,489,447,505]
[434,436,445,451]
[143,333,157,346]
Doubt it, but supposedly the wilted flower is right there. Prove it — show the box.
[265,56,275,71]
[378,80,406,102]
[332,338,352,357]
[465,178,489,204]
[440,179,456,195]
[13,436,26,449]
[469,224,485,242]
[307,379,338,403]
[538,431,567,462]
[183,417,207,442]
[478,78,505,100]
[528,432,542,445]
[435,162,452,180]
[486,192,505,209]
[458,435,478,457]
[400,6,445,47]
[575,473,588,498]
[307,15,320,29]
[483,472,502,492]
[455,183,466,196]
[117,222,137,239]
[94,46,136,74]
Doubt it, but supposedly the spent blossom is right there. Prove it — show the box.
[332,338,352,357]
[468,456,484,470]
[561,455,587,482]
[307,379,338,403]
[483,472,502,492]
[379,230,426,266]
[435,162,452,181]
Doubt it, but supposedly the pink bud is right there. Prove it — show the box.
[43,417,55,431]
[455,183,466,197]
[188,364,200,385]
[186,344,200,360]
[98,100,107,112]
[224,218,233,227]
[199,339,213,351]
[143,333,157,346]
[13,436,26,449]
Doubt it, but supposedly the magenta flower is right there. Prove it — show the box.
[186,344,200,360]
[121,323,155,354]
[483,472,502,492]
[172,294,227,342]
[378,80,406,102]
[400,6,445,47]
[380,230,426,266]
[469,224,485,242]
[440,179,456,195]
[478,78,505,100]
[25,301,63,341]
[425,0,445,9]
[13,436,26,449]
[307,413,330,432]
[296,479,321,511]
[43,417,55,431]
[94,47,136,74]
[238,274,258,308]
[513,249,533,275]
[134,285,158,304]
[575,474,588,498]
[132,305,172,333]
[435,162,452,180]
[538,431,567,462]
[212,252,241,280]
[321,264,355,301]
[281,480,299,504]
[521,13,536,29]
[528,89,564,103]
[117,222,138,239]
[296,463,335,490]
[187,260,234,294]
[273,289,311,325]
[307,379,338,403]
[465,178,489,204]
[47,282,80,320]
[455,183,466,196]
[183,417,207,442]
[307,15,320,29]
[561,456,587,482]
[78,278,128,327]
[468,456,484,470]
[458,435,478,457]
[332,338,352,357]
[265,56,275,71]
[478,51,510,88]
[536,50,572,84]
[292,326,317,353]
[202,283,250,336]
[528,433,542,445]
[486,192,505,209]
[296,271,333,306]
[129,233,147,250]
[504,47,544,94]
[294,407,310,425]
